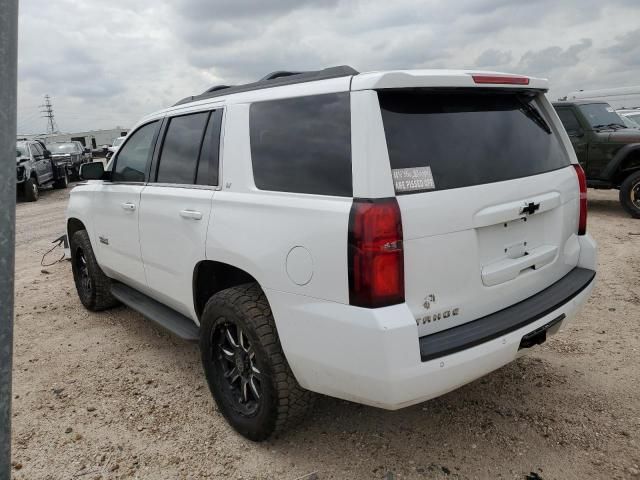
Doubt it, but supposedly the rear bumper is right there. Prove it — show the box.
[419,267,595,362]
[269,235,597,410]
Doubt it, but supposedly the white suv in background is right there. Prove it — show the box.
[105,136,126,160]
[67,66,597,441]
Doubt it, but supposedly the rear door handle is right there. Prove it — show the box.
[179,209,203,220]
[121,202,136,211]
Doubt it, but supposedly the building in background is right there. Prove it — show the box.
[566,86,640,109]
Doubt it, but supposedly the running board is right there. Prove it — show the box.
[111,282,199,342]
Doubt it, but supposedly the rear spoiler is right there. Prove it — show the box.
[351,70,548,92]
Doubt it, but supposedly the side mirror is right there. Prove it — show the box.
[43,149,51,159]
[80,161,105,180]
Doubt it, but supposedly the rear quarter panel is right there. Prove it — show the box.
[205,103,352,304]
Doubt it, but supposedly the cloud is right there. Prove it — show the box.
[602,28,640,67]
[475,49,513,68]
[15,0,640,134]
[517,39,593,76]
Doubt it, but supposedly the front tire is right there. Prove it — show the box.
[53,171,68,189]
[70,230,119,311]
[619,170,640,218]
[23,177,39,202]
[200,283,314,441]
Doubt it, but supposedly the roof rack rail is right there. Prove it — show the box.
[204,85,233,93]
[172,65,358,107]
[260,71,303,81]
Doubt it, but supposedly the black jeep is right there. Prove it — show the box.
[553,100,640,218]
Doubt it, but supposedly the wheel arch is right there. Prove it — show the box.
[602,143,640,184]
[613,146,640,186]
[192,260,262,320]
[67,217,87,243]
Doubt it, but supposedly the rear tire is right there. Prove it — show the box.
[53,171,68,189]
[23,177,39,202]
[200,283,315,441]
[619,170,640,218]
[70,230,119,311]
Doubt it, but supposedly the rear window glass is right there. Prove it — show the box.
[250,92,352,197]
[378,90,569,194]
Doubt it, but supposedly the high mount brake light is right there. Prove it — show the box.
[573,164,587,235]
[348,198,404,308]
[471,74,530,85]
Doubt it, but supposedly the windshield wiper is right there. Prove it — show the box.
[593,123,626,130]
[517,99,551,134]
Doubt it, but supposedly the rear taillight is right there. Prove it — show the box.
[471,74,530,85]
[573,163,587,235]
[348,198,404,308]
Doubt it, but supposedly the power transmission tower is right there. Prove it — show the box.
[40,94,58,134]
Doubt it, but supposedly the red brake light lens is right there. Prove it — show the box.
[573,163,587,235]
[471,74,530,85]
[348,198,404,308]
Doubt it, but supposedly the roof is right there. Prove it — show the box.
[173,65,359,106]
[173,67,549,109]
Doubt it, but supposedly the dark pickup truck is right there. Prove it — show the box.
[16,140,69,201]
[553,100,640,218]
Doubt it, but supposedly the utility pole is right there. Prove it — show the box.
[0,0,19,478]
[40,94,58,134]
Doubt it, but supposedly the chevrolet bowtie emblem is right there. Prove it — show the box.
[520,202,540,216]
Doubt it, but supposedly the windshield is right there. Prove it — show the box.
[49,143,76,154]
[621,116,640,129]
[16,144,27,157]
[113,137,125,147]
[578,103,625,129]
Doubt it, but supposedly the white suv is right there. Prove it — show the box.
[67,66,597,441]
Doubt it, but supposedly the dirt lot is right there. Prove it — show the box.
[9,185,640,480]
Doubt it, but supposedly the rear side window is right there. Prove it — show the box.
[556,108,582,135]
[250,92,352,197]
[378,91,569,194]
[196,109,223,186]
[157,112,210,184]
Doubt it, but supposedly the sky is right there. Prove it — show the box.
[16,0,640,135]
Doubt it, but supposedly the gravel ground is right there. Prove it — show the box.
[9,185,640,480]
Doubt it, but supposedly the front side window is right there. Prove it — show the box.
[556,108,582,135]
[112,121,159,182]
[30,143,43,156]
[250,92,352,197]
[156,112,210,184]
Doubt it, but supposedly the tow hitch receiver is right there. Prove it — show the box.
[519,314,566,350]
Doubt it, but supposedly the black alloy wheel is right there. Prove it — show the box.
[212,322,262,416]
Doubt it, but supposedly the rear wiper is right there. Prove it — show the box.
[517,99,551,134]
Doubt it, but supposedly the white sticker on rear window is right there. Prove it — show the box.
[392,166,435,193]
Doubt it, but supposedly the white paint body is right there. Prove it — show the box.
[66,69,597,409]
